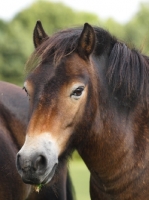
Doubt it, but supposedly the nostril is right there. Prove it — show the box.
[34,155,47,171]
[16,153,21,171]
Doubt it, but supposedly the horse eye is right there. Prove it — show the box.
[71,86,84,98]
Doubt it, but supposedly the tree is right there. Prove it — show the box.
[0,1,100,85]
[124,2,149,54]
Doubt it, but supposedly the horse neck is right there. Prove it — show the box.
[78,103,129,162]
[76,53,149,187]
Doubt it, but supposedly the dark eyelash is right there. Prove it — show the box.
[71,86,84,97]
[22,86,29,96]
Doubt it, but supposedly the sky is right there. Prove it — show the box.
[0,0,149,24]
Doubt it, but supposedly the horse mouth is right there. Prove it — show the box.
[21,163,58,185]
[42,163,58,184]
[22,174,40,185]
[23,178,39,185]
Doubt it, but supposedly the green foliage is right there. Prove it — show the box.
[124,2,149,54]
[0,0,100,85]
[0,1,149,85]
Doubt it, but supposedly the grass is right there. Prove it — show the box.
[69,158,90,200]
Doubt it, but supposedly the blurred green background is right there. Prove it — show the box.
[1,1,149,199]
[1,0,149,86]
[70,152,90,200]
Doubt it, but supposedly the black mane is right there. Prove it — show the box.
[107,42,149,106]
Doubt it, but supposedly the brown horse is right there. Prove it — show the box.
[16,20,149,200]
[0,81,74,200]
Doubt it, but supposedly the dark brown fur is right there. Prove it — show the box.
[0,81,74,200]
[17,22,149,200]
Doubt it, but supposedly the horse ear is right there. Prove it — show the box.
[77,23,95,59]
[33,20,48,48]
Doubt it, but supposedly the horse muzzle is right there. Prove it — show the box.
[16,134,59,185]
[16,151,58,185]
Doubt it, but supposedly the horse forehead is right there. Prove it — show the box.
[25,66,54,92]
[26,53,89,91]
[66,53,87,67]
[63,54,90,75]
